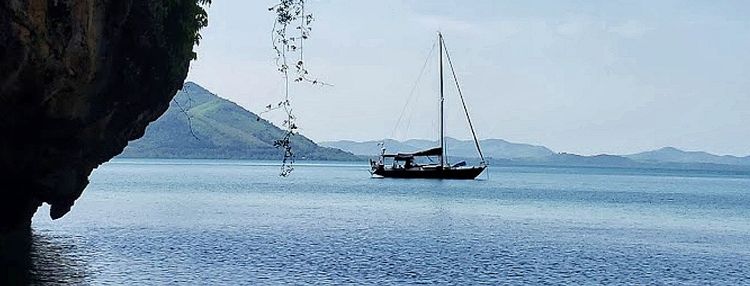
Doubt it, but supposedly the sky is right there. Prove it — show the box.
[186,0,750,156]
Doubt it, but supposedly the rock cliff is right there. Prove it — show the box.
[0,0,208,232]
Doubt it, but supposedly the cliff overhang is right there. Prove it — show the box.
[0,0,208,232]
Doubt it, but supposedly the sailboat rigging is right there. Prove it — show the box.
[369,32,486,179]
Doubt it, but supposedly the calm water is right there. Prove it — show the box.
[24,159,750,284]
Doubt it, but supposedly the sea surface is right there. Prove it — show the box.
[24,159,750,284]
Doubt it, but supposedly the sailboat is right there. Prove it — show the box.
[369,32,487,179]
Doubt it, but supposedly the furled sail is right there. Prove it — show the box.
[382,147,442,159]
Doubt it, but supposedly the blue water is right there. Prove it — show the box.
[28,159,750,284]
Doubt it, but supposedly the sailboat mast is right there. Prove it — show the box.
[438,32,445,167]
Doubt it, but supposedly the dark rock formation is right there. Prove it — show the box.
[0,0,208,232]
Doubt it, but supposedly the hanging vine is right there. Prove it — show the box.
[173,0,210,140]
[265,0,326,176]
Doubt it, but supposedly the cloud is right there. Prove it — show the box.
[607,20,653,38]
[414,14,480,35]
[556,19,590,37]
[552,17,653,39]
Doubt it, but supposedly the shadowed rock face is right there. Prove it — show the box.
[0,0,207,232]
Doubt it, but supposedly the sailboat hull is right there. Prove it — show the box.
[372,166,486,180]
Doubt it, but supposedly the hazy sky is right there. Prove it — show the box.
[187,0,750,156]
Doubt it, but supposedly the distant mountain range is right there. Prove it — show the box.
[119,82,358,160]
[322,139,750,169]
[320,138,554,159]
[119,82,749,170]
[625,147,750,166]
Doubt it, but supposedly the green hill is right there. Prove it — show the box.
[119,82,358,160]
